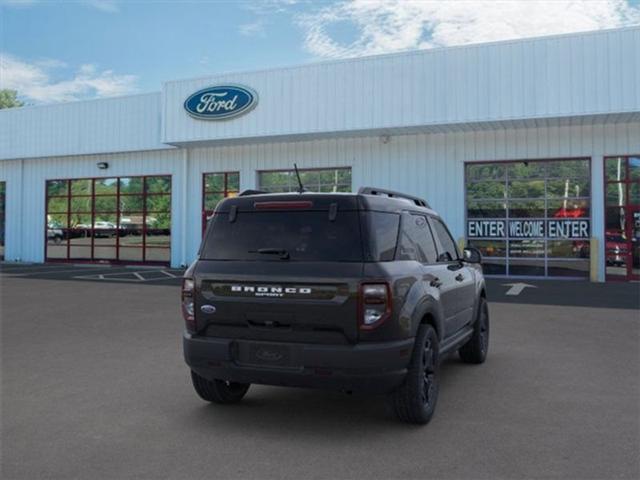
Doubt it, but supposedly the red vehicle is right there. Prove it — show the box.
[553,205,588,219]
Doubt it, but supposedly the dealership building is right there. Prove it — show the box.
[1,26,639,281]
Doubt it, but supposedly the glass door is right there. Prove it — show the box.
[631,206,640,280]
[604,156,640,281]
[46,176,171,265]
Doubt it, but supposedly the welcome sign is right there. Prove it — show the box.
[467,219,590,239]
[184,85,258,120]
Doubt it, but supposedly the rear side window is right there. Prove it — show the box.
[201,211,363,262]
[361,211,400,261]
[431,218,459,262]
[397,214,437,263]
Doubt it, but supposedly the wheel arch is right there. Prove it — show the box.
[412,298,445,341]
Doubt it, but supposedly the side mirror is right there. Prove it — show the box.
[463,246,482,264]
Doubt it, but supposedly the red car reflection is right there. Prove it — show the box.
[553,206,587,218]
[552,206,590,257]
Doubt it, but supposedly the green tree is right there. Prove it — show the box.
[0,90,24,109]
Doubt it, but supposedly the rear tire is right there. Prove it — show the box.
[190,370,250,404]
[459,297,489,364]
[388,324,440,425]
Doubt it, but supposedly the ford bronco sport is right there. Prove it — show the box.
[182,187,488,424]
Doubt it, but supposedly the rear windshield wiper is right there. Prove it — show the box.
[249,248,290,260]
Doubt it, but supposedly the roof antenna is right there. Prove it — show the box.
[293,163,305,194]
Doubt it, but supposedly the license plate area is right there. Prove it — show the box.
[234,341,294,368]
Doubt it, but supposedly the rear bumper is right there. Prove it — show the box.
[183,334,414,393]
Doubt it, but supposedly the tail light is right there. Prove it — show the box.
[182,278,196,332]
[254,200,313,209]
[359,283,392,330]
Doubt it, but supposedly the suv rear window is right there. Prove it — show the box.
[201,211,363,262]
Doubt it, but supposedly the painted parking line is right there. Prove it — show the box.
[73,272,147,282]
[73,269,181,282]
[0,263,185,285]
[0,266,121,277]
[0,264,66,273]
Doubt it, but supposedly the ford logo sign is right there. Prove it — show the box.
[184,85,258,120]
[200,305,217,314]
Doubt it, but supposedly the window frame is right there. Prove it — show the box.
[44,174,171,265]
[201,171,240,233]
[464,157,592,278]
[603,155,640,281]
[256,166,352,193]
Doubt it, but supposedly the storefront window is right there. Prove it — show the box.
[604,156,640,280]
[257,167,351,193]
[466,159,591,277]
[202,172,240,232]
[45,175,171,264]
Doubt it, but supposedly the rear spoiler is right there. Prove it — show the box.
[239,189,268,196]
[358,187,430,208]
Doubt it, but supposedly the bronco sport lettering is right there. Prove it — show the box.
[230,285,312,296]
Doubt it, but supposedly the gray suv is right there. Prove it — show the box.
[182,187,488,424]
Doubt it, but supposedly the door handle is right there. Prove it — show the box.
[430,278,442,288]
[455,273,465,282]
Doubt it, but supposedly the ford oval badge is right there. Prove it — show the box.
[200,305,217,314]
[184,85,258,120]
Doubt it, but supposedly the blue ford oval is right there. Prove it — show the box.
[184,85,258,120]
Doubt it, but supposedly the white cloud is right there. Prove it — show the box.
[245,0,300,15]
[298,0,640,58]
[0,52,138,103]
[239,19,266,36]
[34,58,68,69]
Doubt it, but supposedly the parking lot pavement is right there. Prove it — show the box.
[2,276,639,480]
[0,262,184,286]
[485,278,640,310]
[2,263,638,309]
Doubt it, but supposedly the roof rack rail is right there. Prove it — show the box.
[239,189,268,196]
[358,187,430,208]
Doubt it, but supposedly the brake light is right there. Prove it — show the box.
[359,283,392,330]
[254,201,313,209]
[182,278,196,332]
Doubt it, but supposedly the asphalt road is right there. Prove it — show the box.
[1,275,639,479]
[1,262,638,309]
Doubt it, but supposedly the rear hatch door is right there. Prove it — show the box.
[194,195,363,344]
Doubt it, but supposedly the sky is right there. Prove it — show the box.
[1,0,639,105]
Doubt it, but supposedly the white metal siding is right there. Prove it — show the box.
[163,28,640,145]
[0,149,185,265]
[181,121,639,280]
[0,93,171,161]
[0,160,23,261]
[2,28,638,162]
[2,121,639,280]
